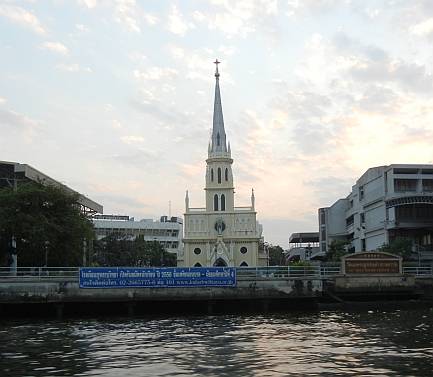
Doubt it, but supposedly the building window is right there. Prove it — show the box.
[217,133,220,146]
[361,239,366,251]
[211,169,214,182]
[221,194,226,211]
[194,247,201,255]
[394,179,417,192]
[321,229,326,241]
[194,262,202,267]
[214,194,219,211]
[240,261,248,267]
[346,215,354,227]
[218,168,221,183]
[320,210,326,225]
[360,212,365,224]
[423,179,433,192]
[225,168,228,181]
[240,246,247,254]
[359,186,364,200]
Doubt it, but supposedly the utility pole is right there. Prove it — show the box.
[10,176,18,275]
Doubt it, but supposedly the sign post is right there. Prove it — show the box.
[341,252,402,275]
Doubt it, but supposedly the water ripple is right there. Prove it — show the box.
[1,308,432,376]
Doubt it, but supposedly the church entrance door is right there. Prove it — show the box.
[213,258,227,267]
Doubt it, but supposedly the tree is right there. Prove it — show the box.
[268,244,285,266]
[325,239,349,261]
[93,236,177,267]
[0,182,94,267]
[259,240,285,265]
[377,238,413,260]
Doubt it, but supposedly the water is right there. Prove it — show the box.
[1,308,433,376]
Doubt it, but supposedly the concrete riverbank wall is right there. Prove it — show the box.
[0,274,431,317]
[0,278,323,317]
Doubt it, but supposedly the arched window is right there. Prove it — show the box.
[194,262,202,267]
[211,169,214,182]
[194,247,201,255]
[214,194,219,211]
[225,168,228,181]
[240,246,248,254]
[217,133,220,146]
[221,194,225,211]
[218,168,221,183]
[240,261,248,267]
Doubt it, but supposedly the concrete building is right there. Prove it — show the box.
[0,160,102,215]
[179,62,267,267]
[285,232,321,262]
[319,164,433,259]
[92,215,183,255]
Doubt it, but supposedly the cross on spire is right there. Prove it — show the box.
[214,59,220,78]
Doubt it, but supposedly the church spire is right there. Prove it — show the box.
[210,59,228,156]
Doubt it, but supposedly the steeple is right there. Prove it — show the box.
[210,59,228,156]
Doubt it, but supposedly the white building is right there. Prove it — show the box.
[92,215,183,255]
[178,62,267,267]
[319,164,433,258]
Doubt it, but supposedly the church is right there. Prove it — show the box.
[177,61,268,267]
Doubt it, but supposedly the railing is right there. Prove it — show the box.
[0,267,79,280]
[0,265,431,281]
[402,266,432,276]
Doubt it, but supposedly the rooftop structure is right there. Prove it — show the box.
[0,161,103,215]
[286,232,320,262]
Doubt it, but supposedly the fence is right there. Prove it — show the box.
[0,265,431,281]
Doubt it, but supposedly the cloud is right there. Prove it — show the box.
[56,63,92,73]
[167,5,193,36]
[75,23,90,32]
[0,108,39,129]
[114,0,141,33]
[190,0,280,39]
[0,97,6,105]
[133,67,178,81]
[77,0,99,9]
[130,98,189,125]
[410,17,433,37]
[349,60,433,94]
[113,150,160,169]
[305,176,356,206]
[41,41,69,55]
[120,135,145,144]
[76,0,158,32]
[0,4,46,35]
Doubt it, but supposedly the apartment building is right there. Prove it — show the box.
[319,164,433,258]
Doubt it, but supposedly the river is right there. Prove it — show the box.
[1,306,432,376]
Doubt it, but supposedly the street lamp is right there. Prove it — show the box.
[44,240,50,267]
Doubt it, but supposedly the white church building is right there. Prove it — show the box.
[177,62,267,267]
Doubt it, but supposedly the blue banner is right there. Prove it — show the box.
[79,267,237,288]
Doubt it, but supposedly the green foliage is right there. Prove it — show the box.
[377,238,413,260]
[268,245,285,266]
[288,260,311,267]
[93,235,177,267]
[325,239,349,261]
[0,182,94,266]
[259,240,285,266]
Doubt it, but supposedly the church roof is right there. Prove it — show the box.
[210,60,228,156]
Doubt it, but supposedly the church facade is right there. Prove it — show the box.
[177,62,267,267]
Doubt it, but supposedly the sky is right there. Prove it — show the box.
[1,0,433,248]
